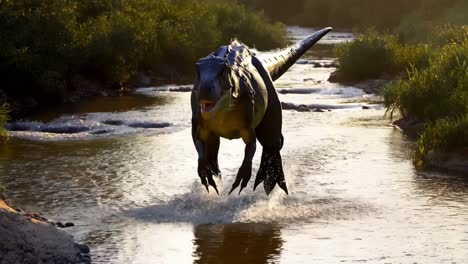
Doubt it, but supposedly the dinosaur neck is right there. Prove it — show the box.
[259,27,332,82]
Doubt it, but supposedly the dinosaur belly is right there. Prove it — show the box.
[200,94,266,140]
[202,97,243,139]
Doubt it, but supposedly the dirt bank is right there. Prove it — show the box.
[0,197,90,264]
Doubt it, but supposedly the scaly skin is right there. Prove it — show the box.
[191,28,332,195]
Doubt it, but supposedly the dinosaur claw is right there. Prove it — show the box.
[228,186,237,196]
[254,151,288,195]
[198,161,222,194]
[229,161,252,196]
[278,180,289,195]
[200,177,209,193]
[253,181,260,191]
[207,176,219,195]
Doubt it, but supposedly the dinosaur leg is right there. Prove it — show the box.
[207,135,221,178]
[229,128,256,195]
[196,134,221,194]
[254,135,288,195]
[251,56,288,195]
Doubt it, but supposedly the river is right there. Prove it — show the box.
[1,27,468,263]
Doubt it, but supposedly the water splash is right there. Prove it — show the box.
[127,182,368,225]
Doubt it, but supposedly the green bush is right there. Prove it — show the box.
[384,39,468,121]
[0,0,286,103]
[241,0,466,30]
[0,103,9,142]
[414,115,468,167]
[0,0,78,101]
[335,30,400,82]
[334,29,432,83]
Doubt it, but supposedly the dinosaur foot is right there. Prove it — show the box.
[254,151,288,196]
[198,161,221,194]
[228,160,252,195]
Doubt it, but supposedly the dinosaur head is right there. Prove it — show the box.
[194,55,238,113]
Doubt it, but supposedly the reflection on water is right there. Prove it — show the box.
[30,94,174,122]
[193,223,283,264]
[1,27,468,263]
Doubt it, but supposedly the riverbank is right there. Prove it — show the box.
[0,194,90,264]
[330,24,468,174]
[0,0,286,121]
[330,76,468,175]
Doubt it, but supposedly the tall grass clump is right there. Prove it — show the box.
[414,115,468,167]
[335,30,399,82]
[334,29,432,83]
[384,39,468,121]
[0,104,9,142]
[383,28,468,166]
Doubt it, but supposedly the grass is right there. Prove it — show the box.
[0,0,286,104]
[0,103,8,197]
[384,28,468,167]
[414,115,468,167]
[241,0,468,30]
[335,23,467,168]
[0,103,9,143]
[383,38,468,122]
[334,29,432,83]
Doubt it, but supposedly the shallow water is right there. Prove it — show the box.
[1,27,468,264]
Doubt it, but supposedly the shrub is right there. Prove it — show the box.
[335,29,401,82]
[384,39,468,121]
[0,0,287,103]
[334,28,436,83]
[0,103,9,142]
[414,115,468,167]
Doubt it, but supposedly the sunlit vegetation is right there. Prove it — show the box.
[0,104,9,142]
[333,23,467,83]
[384,38,468,122]
[384,36,468,166]
[321,0,467,167]
[414,115,468,167]
[240,0,468,30]
[0,0,286,105]
[334,29,431,82]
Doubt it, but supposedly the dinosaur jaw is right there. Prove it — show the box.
[200,101,216,113]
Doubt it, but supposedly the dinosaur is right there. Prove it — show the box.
[191,27,332,195]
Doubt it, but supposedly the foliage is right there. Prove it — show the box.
[384,39,468,122]
[414,115,468,167]
[0,185,5,198]
[334,29,432,82]
[381,29,468,162]
[0,0,286,103]
[0,103,9,142]
[240,0,468,30]
[395,1,468,43]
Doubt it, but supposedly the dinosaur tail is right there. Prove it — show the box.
[258,27,332,82]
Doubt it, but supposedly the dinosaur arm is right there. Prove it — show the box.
[240,128,257,162]
[191,89,205,161]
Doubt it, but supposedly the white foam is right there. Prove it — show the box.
[127,164,368,225]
